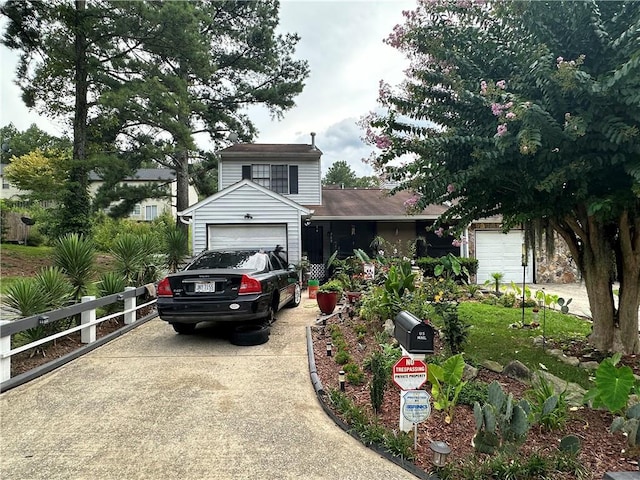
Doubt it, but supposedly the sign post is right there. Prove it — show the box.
[402,389,431,447]
[393,357,428,432]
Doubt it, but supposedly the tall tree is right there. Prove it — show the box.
[101,0,309,229]
[0,123,71,163]
[365,1,640,353]
[1,1,147,235]
[323,160,380,188]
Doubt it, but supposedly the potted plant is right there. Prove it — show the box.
[316,279,343,315]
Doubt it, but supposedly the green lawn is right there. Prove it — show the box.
[456,302,593,388]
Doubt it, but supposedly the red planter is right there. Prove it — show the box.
[316,291,339,315]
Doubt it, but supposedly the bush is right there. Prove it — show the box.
[416,256,478,282]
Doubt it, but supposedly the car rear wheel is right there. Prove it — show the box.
[230,324,270,346]
[172,322,197,335]
[286,283,301,308]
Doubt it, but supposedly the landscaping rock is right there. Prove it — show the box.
[383,319,394,337]
[481,360,504,373]
[503,360,531,381]
[559,355,581,367]
[533,370,586,407]
[463,363,478,381]
[579,361,600,370]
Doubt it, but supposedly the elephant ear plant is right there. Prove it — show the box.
[428,353,466,424]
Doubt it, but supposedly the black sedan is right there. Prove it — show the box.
[157,248,301,334]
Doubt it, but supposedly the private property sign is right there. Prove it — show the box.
[392,357,427,390]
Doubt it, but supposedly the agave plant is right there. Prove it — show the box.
[96,271,127,315]
[3,278,49,317]
[53,233,96,300]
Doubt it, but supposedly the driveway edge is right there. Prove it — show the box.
[1,312,157,393]
[305,326,436,480]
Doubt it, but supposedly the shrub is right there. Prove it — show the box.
[433,302,469,354]
[53,233,96,300]
[526,373,569,431]
[416,256,478,282]
[368,351,388,413]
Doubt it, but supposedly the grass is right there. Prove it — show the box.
[454,302,593,388]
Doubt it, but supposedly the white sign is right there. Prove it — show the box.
[402,390,431,423]
[363,263,375,280]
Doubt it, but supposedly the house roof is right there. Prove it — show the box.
[88,169,175,182]
[304,188,449,220]
[178,179,313,217]
[220,143,322,157]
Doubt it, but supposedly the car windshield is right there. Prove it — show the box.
[186,251,268,271]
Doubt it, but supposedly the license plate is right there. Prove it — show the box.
[195,282,216,293]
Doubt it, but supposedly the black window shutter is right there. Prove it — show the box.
[289,165,298,194]
[242,165,251,180]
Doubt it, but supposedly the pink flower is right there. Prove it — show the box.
[375,135,392,149]
[505,101,513,109]
[447,184,455,193]
[452,239,462,247]
[505,112,516,120]
[557,56,564,63]
[496,80,506,89]
[435,227,444,238]
[403,195,420,208]
[497,124,508,136]
[480,80,487,95]
[491,103,504,116]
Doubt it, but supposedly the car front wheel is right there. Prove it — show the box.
[172,322,197,335]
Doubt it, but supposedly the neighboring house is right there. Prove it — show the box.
[179,135,571,284]
[88,169,198,221]
[0,164,196,221]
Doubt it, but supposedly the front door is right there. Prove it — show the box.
[302,225,323,263]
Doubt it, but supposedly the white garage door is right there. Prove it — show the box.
[208,224,287,252]
[475,230,533,284]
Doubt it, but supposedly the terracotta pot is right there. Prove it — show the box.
[316,291,339,315]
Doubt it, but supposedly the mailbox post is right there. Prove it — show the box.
[394,311,435,432]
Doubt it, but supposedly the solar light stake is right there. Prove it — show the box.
[339,370,345,392]
[430,441,451,467]
[326,342,332,357]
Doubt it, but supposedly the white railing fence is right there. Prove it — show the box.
[1,285,157,391]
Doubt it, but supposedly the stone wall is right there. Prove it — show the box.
[534,232,580,284]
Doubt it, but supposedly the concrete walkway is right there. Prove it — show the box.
[0,297,415,480]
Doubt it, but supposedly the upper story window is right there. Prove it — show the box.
[2,178,10,189]
[242,164,298,195]
[132,204,141,216]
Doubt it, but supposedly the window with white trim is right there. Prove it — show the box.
[132,204,141,216]
[145,205,158,221]
[243,164,298,195]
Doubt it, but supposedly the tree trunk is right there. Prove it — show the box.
[175,149,190,236]
[61,0,91,236]
[615,210,640,354]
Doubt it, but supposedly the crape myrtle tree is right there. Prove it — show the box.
[364,0,640,354]
[100,0,309,227]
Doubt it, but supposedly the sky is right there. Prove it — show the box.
[0,0,415,176]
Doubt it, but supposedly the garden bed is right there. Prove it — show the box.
[311,306,638,479]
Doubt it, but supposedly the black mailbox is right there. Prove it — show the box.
[394,311,435,354]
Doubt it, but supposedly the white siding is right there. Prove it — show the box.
[220,159,321,205]
[190,184,303,262]
[475,230,533,284]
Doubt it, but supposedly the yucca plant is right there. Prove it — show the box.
[96,271,127,316]
[165,227,189,273]
[3,279,52,356]
[35,266,74,309]
[53,233,96,300]
[111,233,161,286]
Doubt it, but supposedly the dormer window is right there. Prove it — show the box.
[242,164,298,195]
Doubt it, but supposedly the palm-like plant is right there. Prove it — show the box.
[97,271,127,315]
[3,279,49,317]
[35,266,74,309]
[53,233,96,300]
[165,227,190,273]
[111,233,161,286]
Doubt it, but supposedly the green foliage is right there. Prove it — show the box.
[3,278,49,317]
[559,435,581,455]
[432,253,471,284]
[433,302,469,355]
[164,226,190,273]
[458,380,489,407]
[416,256,477,280]
[322,160,380,188]
[343,363,365,385]
[110,233,161,286]
[486,273,504,294]
[383,430,415,461]
[583,353,637,414]
[52,233,96,300]
[611,402,640,447]
[96,271,127,315]
[34,266,74,309]
[318,279,343,293]
[427,353,467,423]
[334,350,351,366]
[380,261,416,319]
[526,374,569,431]
[473,381,531,454]
[368,351,388,413]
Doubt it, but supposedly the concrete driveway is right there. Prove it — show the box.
[0,298,415,480]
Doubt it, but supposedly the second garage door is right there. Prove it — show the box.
[208,224,287,252]
[475,230,533,284]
